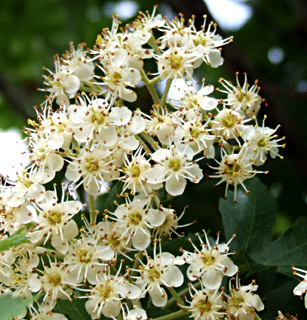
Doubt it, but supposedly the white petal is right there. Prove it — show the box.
[162,266,184,287]
[149,284,168,307]
[132,228,151,250]
[222,257,238,277]
[96,126,118,146]
[101,299,121,318]
[63,75,80,94]
[200,97,218,111]
[51,234,69,254]
[201,268,222,289]
[109,106,132,125]
[165,175,186,196]
[28,274,42,292]
[208,50,223,68]
[147,209,165,227]
[46,153,64,172]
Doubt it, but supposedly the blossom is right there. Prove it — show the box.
[186,285,226,320]
[175,82,218,114]
[292,267,307,309]
[65,145,118,195]
[42,58,80,106]
[97,48,142,102]
[157,46,200,80]
[131,6,165,44]
[122,307,148,320]
[134,246,184,307]
[64,236,114,284]
[211,106,249,144]
[209,148,264,201]
[120,146,162,195]
[111,195,165,250]
[218,73,263,117]
[226,276,264,320]
[190,16,233,68]
[84,270,141,319]
[68,96,131,145]
[178,231,238,289]
[63,42,95,81]
[38,259,72,304]
[29,189,82,254]
[242,116,285,166]
[145,143,203,196]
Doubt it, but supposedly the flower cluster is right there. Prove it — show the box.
[0,6,284,320]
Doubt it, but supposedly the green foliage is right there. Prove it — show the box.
[56,299,89,320]
[0,293,32,320]
[0,228,29,253]
[219,178,307,318]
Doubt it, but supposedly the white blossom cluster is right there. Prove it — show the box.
[0,6,284,320]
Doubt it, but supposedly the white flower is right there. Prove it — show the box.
[186,285,226,320]
[179,231,238,289]
[226,276,264,320]
[153,206,187,238]
[209,148,264,201]
[211,106,249,144]
[68,96,131,145]
[157,46,200,80]
[42,58,80,106]
[218,73,263,117]
[292,267,307,309]
[98,48,142,102]
[145,106,179,145]
[242,117,285,166]
[30,190,82,254]
[63,43,95,81]
[84,270,141,319]
[64,236,114,285]
[175,118,215,156]
[134,247,184,307]
[145,143,203,196]
[121,146,162,195]
[111,195,165,250]
[65,145,118,195]
[28,131,64,173]
[175,82,218,114]
[39,260,72,302]
[122,307,147,320]
[191,17,232,68]
[95,221,133,258]
[0,188,33,234]
[6,168,53,208]
[8,253,41,301]
[131,6,165,44]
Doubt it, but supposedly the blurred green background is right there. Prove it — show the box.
[0,0,306,235]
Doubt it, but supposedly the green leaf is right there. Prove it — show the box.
[56,299,89,320]
[220,178,307,274]
[254,216,307,275]
[0,229,30,253]
[219,178,277,253]
[0,293,32,320]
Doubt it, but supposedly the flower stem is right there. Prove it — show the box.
[89,194,96,224]
[254,314,262,320]
[168,287,185,306]
[140,132,159,151]
[148,34,161,55]
[141,69,160,105]
[164,282,201,309]
[152,309,189,320]
[160,78,172,106]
